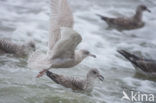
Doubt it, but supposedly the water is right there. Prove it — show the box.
[0,0,156,103]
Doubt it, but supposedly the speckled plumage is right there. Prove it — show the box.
[98,5,151,30]
[46,69,104,91]
[0,39,35,57]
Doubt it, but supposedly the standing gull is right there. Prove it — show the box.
[97,5,151,30]
[0,39,35,57]
[46,68,104,91]
[28,0,96,78]
[118,50,156,77]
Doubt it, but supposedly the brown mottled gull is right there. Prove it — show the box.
[0,39,35,57]
[46,68,104,91]
[118,50,156,77]
[97,5,151,30]
[28,0,96,78]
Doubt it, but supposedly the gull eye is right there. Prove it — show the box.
[85,51,89,54]
[28,42,35,48]
[30,43,35,48]
[142,6,146,10]
[92,71,97,74]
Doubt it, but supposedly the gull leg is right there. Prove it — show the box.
[36,69,48,78]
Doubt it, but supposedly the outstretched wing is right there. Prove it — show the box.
[49,27,82,59]
[48,0,74,50]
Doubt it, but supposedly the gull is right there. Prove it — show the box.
[0,38,35,57]
[97,5,151,30]
[118,50,156,77]
[46,68,104,91]
[28,0,96,78]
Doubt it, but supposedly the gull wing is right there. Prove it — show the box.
[118,50,156,73]
[48,0,74,51]
[27,0,74,70]
[50,27,82,59]
[46,71,84,90]
[135,60,156,73]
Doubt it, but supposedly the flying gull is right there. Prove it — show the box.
[97,5,151,30]
[0,39,35,57]
[46,68,104,91]
[118,50,156,77]
[28,0,96,78]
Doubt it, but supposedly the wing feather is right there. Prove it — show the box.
[27,0,76,70]
[49,0,74,50]
[50,27,82,59]
[46,71,84,90]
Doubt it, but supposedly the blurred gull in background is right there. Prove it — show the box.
[97,5,151,30]
[118,50,156,77]
[0,38,35,57]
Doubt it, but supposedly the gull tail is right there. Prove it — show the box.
[117,50,140,66]
[46,71,60,84]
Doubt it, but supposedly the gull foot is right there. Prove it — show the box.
[36,69,48,78]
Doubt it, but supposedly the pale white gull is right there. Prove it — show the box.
[28,0,96,78]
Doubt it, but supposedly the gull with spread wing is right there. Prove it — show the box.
[28,0,96,78]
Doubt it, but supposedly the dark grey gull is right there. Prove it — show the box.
[118,50,156,77]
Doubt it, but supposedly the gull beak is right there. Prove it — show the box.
[89,54,96,58]
[146,8,151,13]
[98,75,104,81]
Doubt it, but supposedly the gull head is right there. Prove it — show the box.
[80,50,96,58]
[25,40,36,52]
[138,5,151,13]
[87,68,104,81]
